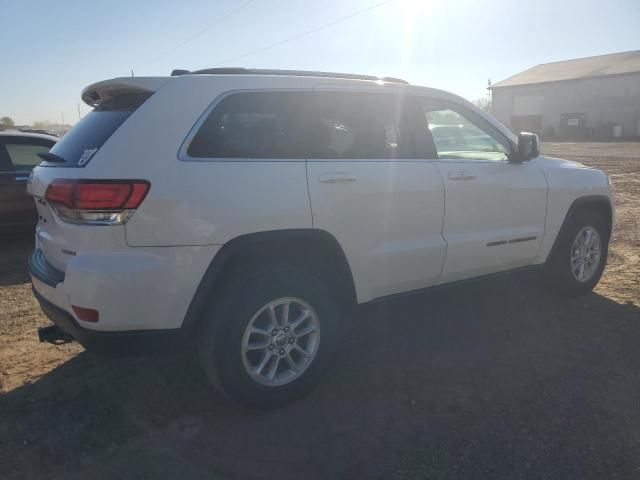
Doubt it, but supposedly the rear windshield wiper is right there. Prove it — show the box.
[38,152,66,163]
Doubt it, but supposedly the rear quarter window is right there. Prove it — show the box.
[45,93,150,167]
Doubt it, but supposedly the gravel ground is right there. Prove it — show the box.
[1,142,639,480]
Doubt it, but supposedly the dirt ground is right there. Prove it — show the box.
[1,142,638,480]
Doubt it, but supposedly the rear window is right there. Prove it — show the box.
[45,93,150,167]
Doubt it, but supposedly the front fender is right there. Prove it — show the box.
[535,159,613,264]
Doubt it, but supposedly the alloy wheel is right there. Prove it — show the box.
[570,226,602,282]
[241,297,321,387]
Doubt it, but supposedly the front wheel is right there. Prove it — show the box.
[544,210,609,296]
[197,267,341,407]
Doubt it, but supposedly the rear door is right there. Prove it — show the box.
[306,89,446,303]
[414,97,548,284]
[0,136,55,228]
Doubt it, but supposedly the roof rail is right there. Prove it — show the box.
[171,67,409,84]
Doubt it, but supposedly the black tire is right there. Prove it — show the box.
[544,209,609,296]
[197,266,341,408]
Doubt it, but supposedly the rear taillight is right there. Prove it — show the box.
[45,179,150,225]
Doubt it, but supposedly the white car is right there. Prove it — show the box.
[28,69,614,406]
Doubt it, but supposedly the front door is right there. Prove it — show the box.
[415,98,548,284]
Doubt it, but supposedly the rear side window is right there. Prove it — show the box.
[308,92,413,159]
[187,92,310,158]
[46,93,150,167]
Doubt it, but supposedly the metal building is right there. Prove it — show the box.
[490,51,640,139]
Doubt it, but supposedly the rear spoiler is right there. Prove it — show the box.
[81,77,170,107]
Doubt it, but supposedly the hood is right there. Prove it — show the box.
[534,155,588,169]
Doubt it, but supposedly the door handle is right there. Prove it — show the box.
[319,173,357,184]
[15,176,29,181]
[448,171,476,181]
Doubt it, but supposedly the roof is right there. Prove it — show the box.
[82,70,409,107]
[491,50,640,88]
[173,67,409,84]
[0,131,59,142]
[80,71,517,144]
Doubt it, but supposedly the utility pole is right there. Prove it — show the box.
[131,69,134,78]
[61,112,65,125]
[77,103,82,121]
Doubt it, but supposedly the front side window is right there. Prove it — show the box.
[420,100,511,161]
[187,92,310,158]
[308,92,412,159]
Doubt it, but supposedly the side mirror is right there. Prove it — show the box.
[511,132,539,163]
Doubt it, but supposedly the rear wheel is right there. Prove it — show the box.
[197,267,341,407]
[544,210,609,296]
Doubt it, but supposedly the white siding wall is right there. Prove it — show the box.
[491,73,640,137]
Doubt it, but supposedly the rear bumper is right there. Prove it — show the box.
[29,249,195,352]
[28,243,220,333]
[32,286,183,352]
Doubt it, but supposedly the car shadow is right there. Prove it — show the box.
[2,273,640,480]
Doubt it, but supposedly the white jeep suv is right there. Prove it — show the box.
[28,68,614,406]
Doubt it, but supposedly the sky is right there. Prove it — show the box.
[1,0,639,125]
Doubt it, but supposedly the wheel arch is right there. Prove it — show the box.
[547,194,613,261]
[181,229,358,334]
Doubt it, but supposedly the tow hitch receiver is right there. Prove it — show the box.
[38,325,74,344]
